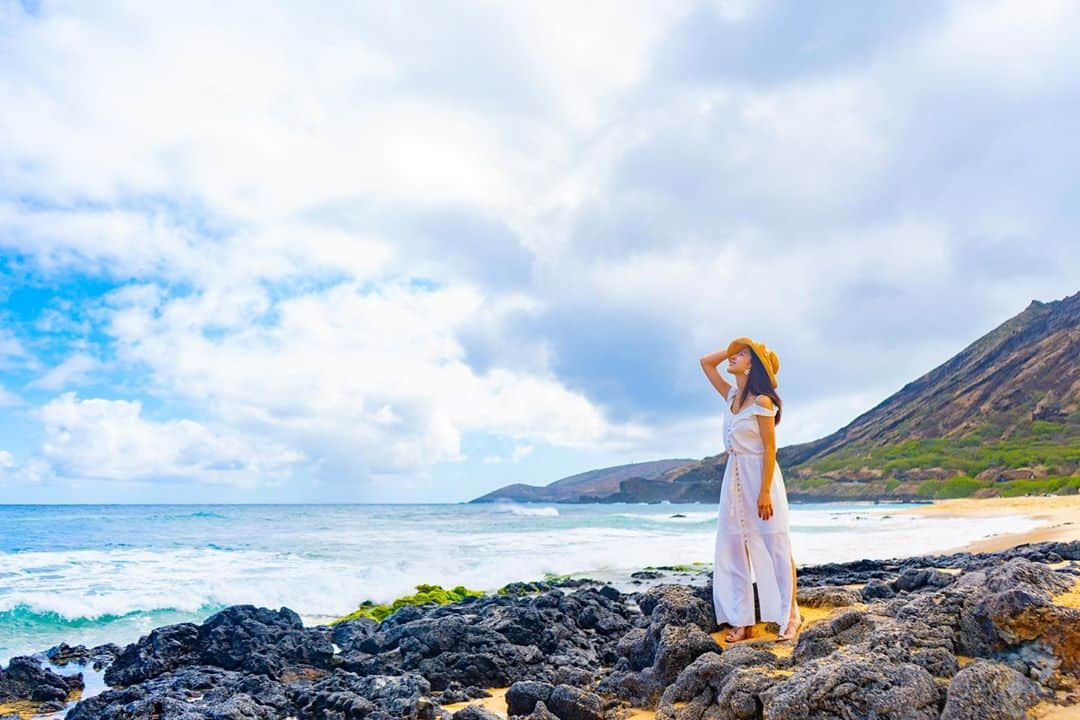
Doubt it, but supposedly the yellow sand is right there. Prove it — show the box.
[0,701,40,720]
[614,708,659,720]
[441,689,689,720]
[441,687,512,718]
[613,702,689,720]
[1031,701,1080,719]
[0,687,81,719]
[892,495,1080,553]
[1052,578,1080,609]
[714,602,865,659]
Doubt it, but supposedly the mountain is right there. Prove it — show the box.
[468,458,697,503]
[774,289,1080,499]
[470,290,1080,504]
[782,291,1080,464]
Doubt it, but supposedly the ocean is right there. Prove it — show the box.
[0,501,1040,665]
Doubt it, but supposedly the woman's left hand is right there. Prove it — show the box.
[757,492,773,520]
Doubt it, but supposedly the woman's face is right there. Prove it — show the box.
[727,347,751,376]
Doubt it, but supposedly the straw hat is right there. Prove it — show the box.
[726,336,780,388]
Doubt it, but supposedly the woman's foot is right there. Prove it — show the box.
[723,625,752,642]
[776,608,802,642]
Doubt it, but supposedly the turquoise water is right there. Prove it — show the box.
[0,501,1039,664]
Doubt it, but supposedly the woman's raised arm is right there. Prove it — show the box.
[699,349,733,398]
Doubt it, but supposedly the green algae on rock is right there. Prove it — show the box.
[330,583,486,624]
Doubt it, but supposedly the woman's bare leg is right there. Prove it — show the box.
[777,553,801,640]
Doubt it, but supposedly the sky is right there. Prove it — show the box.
[0,0,1077,503]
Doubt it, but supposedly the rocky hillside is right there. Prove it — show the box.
[470,458,696,503]
[473,290,1080,504]
[783,289,1080,463]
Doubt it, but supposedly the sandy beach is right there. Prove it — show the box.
[892,494,1080,554]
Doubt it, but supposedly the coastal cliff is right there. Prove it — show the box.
[472,291,1080,505]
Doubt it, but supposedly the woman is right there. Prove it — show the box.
[699,337,802,643]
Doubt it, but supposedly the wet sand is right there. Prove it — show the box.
[890,494,1080,554]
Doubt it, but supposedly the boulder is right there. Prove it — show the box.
[653,624,722,684]
[69,665,294,720]
[105,605,334,686]
[861,578,897,601]
[790,609,875,663]
[893,568,956,593]
[598,584,721,707]
[655,646,776,720]
[940,660,1041,720]
[288,671,433,720]
[795,586,861,608]
[546,684,604,720]
[452,704,504,720]
[760,650,941,720]
[0,655,83,704]
[519,699,560,720]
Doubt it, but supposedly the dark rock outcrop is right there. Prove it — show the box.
[0,654,83,708]
[103,605,334,687]
[598,585,720,707]
[940,659,1042,720]
[761,650,942,720]
[10,539,1077,720]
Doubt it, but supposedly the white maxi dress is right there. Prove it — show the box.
[712,385,795,632]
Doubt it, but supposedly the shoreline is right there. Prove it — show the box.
[2,497,1066,660]
[3,536,1079,719]
[890,493,1080,554]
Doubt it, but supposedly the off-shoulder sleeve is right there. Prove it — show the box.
[749,400,777,417]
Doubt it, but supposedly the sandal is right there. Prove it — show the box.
[723,625,751,643]
[776,609,803,643]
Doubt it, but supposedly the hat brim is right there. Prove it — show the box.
[727,337,778,388]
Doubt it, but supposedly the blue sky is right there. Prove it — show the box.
[1,0,1077,503]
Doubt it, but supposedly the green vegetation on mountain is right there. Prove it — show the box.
[785,415,1080,499]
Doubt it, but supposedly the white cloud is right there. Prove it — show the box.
[0,203,392,290]
[102,278,648,483]
[36,393,304,486]
[0,2,692,227]
[481,443,534,464]
[511,443,535,462]
[0,202,204,279]
[28,353,101,391]
[708,0,759,22]
[917,0,1080,91]
[0,384,22,407]
[729,75,894,209]
[0,329,35,370]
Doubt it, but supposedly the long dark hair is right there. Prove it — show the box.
[737,350,782,426]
